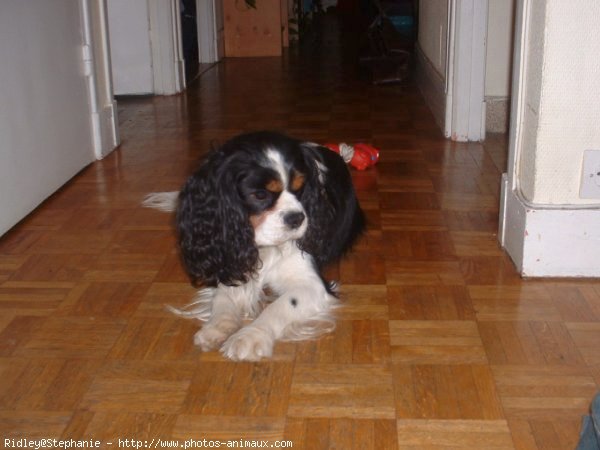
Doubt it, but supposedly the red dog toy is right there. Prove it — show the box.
[323,142,379,170]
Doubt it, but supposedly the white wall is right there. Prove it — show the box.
[418,0,449,77]
[499,0,600,277]
[0,1,97,236]
[518,0,600,205]
[107,0,154,95]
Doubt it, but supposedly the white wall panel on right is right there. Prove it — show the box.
[519,0,600,205]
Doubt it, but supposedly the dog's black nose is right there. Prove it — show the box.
[284,211,305,229]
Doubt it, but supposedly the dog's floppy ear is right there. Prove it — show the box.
[176,151,258,287]
[298,143,365,268]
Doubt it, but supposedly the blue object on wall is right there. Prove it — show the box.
[389,15,414,37]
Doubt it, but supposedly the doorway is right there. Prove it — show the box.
[181,0,200,85]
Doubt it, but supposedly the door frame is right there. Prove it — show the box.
[148,0,186,94]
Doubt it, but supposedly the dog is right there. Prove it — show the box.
[143,131,365,361]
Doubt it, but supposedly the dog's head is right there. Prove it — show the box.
[177,131,335,287]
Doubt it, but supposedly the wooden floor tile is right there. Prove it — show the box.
[469,285,558,320]
[336,285,389,320]
[80,361,194,413]
[438,192,499,212]
[393,364,504,420]
[15,316,126,359]
[72,412,177,442]
[390,320,487,364]
[492,366,597,419]
[397,419,514,449]
[107,317,196,360]
[0,411,72,439]
[66,282,149,318]
[479,321,585,365]
[82,253,166,282]
[450,231,504,257]
[381,209,447,231]
[0,358,100,411]
[566,322,600,366]
[285,418,398,450]
[508,418,582,450]
[288,364,395,419]
[385,261,465,286]
[173,415,286,441]
[339,250,387,284]
[548,284,600,322]
[388,286,475,320]
[0,282,72,316]
[183,361,293,416]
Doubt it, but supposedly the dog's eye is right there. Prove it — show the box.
[251,190,269,201]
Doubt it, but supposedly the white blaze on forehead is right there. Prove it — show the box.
[265,148,289,186]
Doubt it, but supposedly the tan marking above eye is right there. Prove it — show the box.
[291,171,306,191]
[265,179,284,193]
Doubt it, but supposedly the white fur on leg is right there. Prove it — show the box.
[164,243,341,361]
[142,191,179,212]
[221,281,337,361]
[190,284,264,352]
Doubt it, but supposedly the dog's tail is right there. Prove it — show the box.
[165,287,214,321]
[142,191,179,212]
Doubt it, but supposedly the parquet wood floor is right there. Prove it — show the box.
[1,15,598,450]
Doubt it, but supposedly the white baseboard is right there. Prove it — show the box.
[94,101,119,160]
[499,173,600,277]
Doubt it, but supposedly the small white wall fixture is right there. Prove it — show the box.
[444,0,488,142]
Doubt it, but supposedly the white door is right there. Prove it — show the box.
[107,0,154,95]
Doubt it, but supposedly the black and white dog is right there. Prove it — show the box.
[144,131,365,361]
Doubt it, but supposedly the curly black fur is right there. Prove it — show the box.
[298,144,366,268]
[176,149,258,287]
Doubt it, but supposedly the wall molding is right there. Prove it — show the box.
[499,174,600,277]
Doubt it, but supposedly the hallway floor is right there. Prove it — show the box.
[1,16,599,450]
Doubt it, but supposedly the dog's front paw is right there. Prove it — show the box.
[221,326,274,361]
[194,325,231,352]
